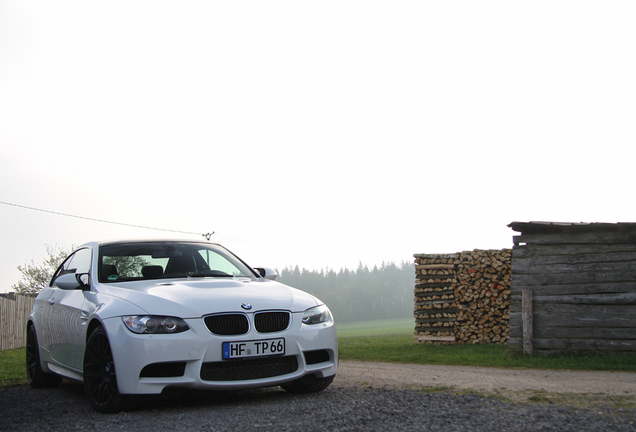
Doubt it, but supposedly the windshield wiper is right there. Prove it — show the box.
[187,270,234,278]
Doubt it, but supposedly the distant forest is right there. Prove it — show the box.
[276,261,415,323]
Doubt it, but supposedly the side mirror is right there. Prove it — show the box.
[254,267,277,281]
[55,273,90,290]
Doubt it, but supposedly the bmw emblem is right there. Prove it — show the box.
[241,303,252,310]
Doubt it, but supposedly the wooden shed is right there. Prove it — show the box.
[508,221,636,356]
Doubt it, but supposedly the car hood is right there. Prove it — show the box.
[94,278,320,318]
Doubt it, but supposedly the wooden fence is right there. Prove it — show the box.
[0,294,35,350]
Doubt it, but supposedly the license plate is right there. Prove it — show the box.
[222,338,285,359]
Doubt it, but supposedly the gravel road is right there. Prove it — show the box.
[1,361,634,431]
[337,361,636,401]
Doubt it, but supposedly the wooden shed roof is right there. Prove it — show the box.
[508,221,636,234]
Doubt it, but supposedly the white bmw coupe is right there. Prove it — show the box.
[26,240,338,413]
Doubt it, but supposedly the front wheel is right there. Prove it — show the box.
[281,374,335,394]
[26,325,63,388]
[83,326,128,413]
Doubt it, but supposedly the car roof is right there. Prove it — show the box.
[82,239,221,248]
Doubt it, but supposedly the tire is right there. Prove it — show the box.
[281,374,335,394]
[26,325,63,388]
[83,326,128,413]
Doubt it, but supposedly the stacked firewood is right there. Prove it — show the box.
[413,254,458,343]
[454,249,511,344]
[414,250,511,345]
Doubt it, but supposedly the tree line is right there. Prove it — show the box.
[277,261,415,323]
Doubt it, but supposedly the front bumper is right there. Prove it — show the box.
[102,312,338,395]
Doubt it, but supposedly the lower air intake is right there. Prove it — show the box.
[200,356,298,381]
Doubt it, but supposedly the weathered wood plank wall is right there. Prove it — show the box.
[0,294,35,350]
[508,222,636,356]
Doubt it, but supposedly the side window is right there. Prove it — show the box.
[50,248,92,286]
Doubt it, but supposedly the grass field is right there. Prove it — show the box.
[335,318,414,337]
[0,348,26,387]
[336,319,636,372]
[338,334,636,371]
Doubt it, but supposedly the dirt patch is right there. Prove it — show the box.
[334,361,636,407]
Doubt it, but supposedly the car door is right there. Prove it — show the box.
[48,247,93,371]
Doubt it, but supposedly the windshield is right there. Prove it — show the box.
[98,242,256,283]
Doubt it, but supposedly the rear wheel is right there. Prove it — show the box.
[281,374,334,394]
[83,326,128,413]
[26,325,63,388]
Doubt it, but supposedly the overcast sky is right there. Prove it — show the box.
[1,1,634,292]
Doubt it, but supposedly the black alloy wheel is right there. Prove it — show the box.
[26,325,63,388]
[83,326,128,413]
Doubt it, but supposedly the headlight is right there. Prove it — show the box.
[122,316,189,334]
[302,304,331,325]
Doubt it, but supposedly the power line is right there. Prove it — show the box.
[0,200,213,239]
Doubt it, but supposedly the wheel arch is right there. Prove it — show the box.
[86,318,105,343]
